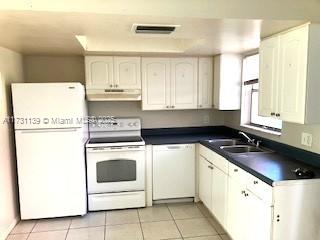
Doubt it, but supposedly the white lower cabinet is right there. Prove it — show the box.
[211,166,228,227]
[199,145,229,228]
[227,172,272,240]
[199,155,213,209]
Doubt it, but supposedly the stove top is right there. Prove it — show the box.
[88,136,144,144]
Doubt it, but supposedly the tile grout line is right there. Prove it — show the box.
[137,208,146,240]
[63,218,72,240]
[166,203,184,239]
[25,219,38,240]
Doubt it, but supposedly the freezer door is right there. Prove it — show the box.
[12,83,86,129]
[15,128,87,219]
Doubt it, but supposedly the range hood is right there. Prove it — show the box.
[86,89,141,101]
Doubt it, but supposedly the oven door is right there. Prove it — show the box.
[86,146,145,194]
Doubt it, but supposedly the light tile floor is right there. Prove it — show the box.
[7,202,232,240]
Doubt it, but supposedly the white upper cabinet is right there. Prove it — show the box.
[259,37,279,117]
[85,56,141,90]
[198,57,213,109]
[170,58,198,109]
[114,57,141,89]
[277,27,308,123]
[213,54,242,110]
[259,23,320,124]
[85,56,113,89]
[142,57,198,110]
[142,58,170,110]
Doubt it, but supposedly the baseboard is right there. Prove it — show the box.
[0,216,19,240]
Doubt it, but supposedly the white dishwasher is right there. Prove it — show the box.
[152,144,195,200]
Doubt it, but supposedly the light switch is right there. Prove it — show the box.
[301,132,312,147]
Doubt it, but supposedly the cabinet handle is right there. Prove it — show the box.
[171,106,175,108]
[241,190,246,194]
[276,113,280,117]
[234,169,238,172]
[271,112,275,116]
[245,193,249,197]
[208,165,213,170]
[199,105,202,108]
[166,106,169,108]
[109,84,113,88]
[253,180,258,184]
[114,84,118,88]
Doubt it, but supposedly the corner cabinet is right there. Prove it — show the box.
[213,54,242,110]
[142,57,198,110]
[259,23,320,124]
[198,144,320,240]
[198,58,213,109]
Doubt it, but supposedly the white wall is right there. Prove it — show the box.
[24,56,225,128]
[0,47,24,239]
[224,111,320,154]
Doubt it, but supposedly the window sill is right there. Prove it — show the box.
[241,124,282,136]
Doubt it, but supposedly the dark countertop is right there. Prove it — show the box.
[142,128,320,186]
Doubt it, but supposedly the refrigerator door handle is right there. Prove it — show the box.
[19,128,78,134]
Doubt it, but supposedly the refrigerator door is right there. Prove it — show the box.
[12,83,86,129]
[15,128,87,219]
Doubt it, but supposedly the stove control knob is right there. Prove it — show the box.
[128,122,133,127]
[133,121,138,127]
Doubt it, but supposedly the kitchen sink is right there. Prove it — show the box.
[220,145,268,154]
[206,139,245,147]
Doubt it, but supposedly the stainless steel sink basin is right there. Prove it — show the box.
[220,145,268,154]
[206,139,245,147]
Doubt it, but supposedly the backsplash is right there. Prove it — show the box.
[88,101,225,128]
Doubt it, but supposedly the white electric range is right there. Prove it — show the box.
[86,118,146,211]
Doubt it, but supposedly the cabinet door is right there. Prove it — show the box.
[198,58,213,109]
[114,57,141,89]
[142,58,171,110]
[85,56,114,89]
[227,177,246,240]
[211,167,228,228]
[199,155,212,209]
[171,58,198,109]
[278,26,308,123]
[246,191,272,240]
[258,37,279,117]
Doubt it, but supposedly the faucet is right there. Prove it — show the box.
[239,131,262,147]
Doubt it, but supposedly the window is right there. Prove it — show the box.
[241,54,282,133]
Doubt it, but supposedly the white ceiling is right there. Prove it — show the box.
[0,0,311,56]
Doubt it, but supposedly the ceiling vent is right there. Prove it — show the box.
[132,24,180,34]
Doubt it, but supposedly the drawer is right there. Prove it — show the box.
[228,162,250,184]
[247,174,273,204]
[199,145,228,173]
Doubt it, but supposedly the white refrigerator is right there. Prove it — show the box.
[12,83,88,220]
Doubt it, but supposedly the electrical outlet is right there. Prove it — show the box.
[301,132,312,147]
[203,114,210,124]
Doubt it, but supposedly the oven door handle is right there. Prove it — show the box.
[87,146,145,152]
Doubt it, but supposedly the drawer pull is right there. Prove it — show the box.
[253,180,259,184]
[234,169,238,172]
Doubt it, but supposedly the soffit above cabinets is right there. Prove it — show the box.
[0,10,304,55]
